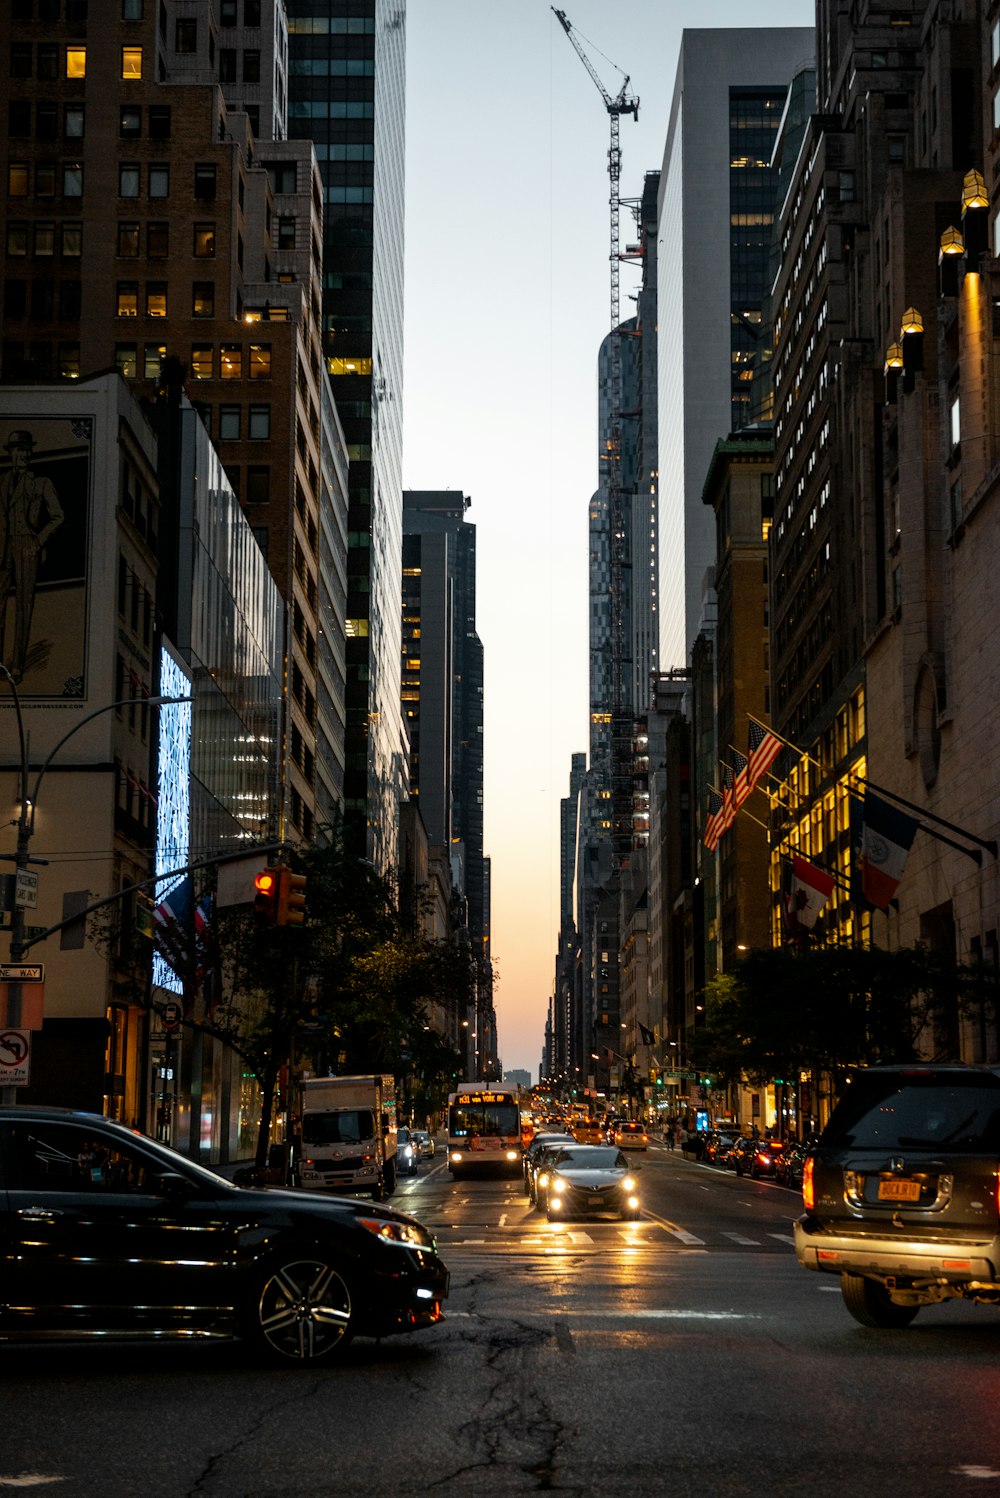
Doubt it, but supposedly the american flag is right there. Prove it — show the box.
[704,787,725,850]
[721,763,737,833]
[747,719,783,792]
[732,750,750,808]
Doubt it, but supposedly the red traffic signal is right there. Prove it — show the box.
[254,868,278,925]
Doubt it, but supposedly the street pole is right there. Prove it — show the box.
[0,667,190,1106]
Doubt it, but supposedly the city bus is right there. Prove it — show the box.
[446,1085,522,1177]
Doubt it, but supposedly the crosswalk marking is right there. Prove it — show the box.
[770,1232,796,1245]
[664,1226,704,1245]
[722,1231,760,1246]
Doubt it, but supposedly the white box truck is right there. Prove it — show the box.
[295,1074,398,1199]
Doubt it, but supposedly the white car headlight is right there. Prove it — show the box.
[622,1176,636,1192]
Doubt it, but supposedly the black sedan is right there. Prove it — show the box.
[524,1133,575,1200]
[0,1107,448,1365]
[542,1145,641,1222]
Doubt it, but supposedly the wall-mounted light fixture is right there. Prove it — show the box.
[900,306,924,391]
[939,225,965,297]
[884,340,903,403]
[961,168,989,266]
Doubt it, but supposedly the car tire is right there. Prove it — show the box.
[545,1204,558,1222]
[840,1272,920,1330]
[621,1208,640,1221]
[246,1252,355,1364]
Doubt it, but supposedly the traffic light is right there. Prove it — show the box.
[277,869,307,927]
[254,868,278,925]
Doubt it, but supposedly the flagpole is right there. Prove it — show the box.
[851,776,997,859]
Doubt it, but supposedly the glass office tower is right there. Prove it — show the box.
[287,0,406,871]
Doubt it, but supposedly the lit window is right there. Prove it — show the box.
[327,356,372,376]
[66,48,87,79]
[192,281,214,317]
[115,343,138,379]
[220,345,242,379]
[144,343,165,380]
[122,47,142,80]
[116,282,139,317]
[249,343,270,379]
[8,164,29,197]
[145,282,167,318]
[193,223,215,257]
[190,345,213,380]
[59,343,80,380]
[345,619,369,637]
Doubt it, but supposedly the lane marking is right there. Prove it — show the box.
[0,1480,66,1489]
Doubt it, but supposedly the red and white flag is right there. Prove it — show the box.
[784,856,835,930]
[747,719,783,792]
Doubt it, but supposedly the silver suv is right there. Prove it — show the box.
[795,1064,1000,1327]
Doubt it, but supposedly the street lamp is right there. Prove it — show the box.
[0,664,190,1102]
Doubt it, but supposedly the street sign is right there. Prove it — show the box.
[0,1028,31,1086]
[0,963,44,982]
[15,870,38,909]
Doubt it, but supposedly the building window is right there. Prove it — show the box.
[122,0,143,16]
[193,223,215,257]
[121,46,142,80]
[117,282,139,318]
[219,405,241,440]
[192,281,214,317]
[175,18,197,52]
[146,221,169,258]
[8,163,30,197]
[220,0,237,22]
[148,163,169,198]
[145,282,167,318]
[190,344,213,379]
[950,392,961,450]
[249,343,270,379]
[38,44,60,79]
[63,162,83,197]
[277,216,295,250]
[148,105,170,139]
[61,224,82,257]
[35,163,56,197]
[4,281,26,318]
[11,43,32,78]
[246,465,269,503]
[219,48,237,82]
[243,49,260,82]
[64,104,85,138]
[59,281,81,320]
[34,222,55,257]
[6,222,28,257]
[66,47,87,79]
[116,343,138,379]
[119,163,140,198]
[143,343,164,380]
[118,221,140,257]
[220,345,242,379]
[58,342,80,379]
[248,404,270,439]
[268,163,296,194]
[37,106,58,143]
[244,0,261,24]
[194,164,217,201]
[120,105,142,138]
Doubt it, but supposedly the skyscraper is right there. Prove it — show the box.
[656,28,814,670]
[287,0,406,872]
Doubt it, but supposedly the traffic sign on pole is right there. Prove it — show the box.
[0,963,43,982]
[0,1029,31,1086]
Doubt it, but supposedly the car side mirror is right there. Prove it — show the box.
[155,1170,193,1199]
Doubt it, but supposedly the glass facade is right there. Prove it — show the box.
[729,87,786,428]
[287,0,406,873]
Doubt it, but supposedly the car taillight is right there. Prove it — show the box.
[802,1155,815,1210]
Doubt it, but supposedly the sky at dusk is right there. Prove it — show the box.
[402,0,814,1078]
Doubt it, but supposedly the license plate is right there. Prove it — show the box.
[878,1177,921,1202]
[589,1195,603,1206]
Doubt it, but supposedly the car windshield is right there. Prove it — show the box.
[553,1147,624,1170]
[301,1109,375,1146]
[822,1073,1000,1152]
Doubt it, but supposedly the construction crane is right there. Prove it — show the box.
[553,8,638,865]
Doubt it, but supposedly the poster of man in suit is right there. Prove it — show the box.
[0,419,90,696]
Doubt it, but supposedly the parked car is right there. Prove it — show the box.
[411,1129,436,1160]
[0,1107,448,1364]
[775,1138,810,1189]
[729,1136,758,1176]
[613,1122,649,1151]
[795,1064,1000,1328]
[397,1126,419,1176]
[543,1145,641,1222]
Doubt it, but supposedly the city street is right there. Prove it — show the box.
[4,1143,1000,1496]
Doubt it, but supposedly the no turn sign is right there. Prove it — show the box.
[0,1028,30,1086]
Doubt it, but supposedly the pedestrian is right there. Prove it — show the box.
[666,1121,676,1151]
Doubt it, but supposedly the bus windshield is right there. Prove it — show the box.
[449,1101,520,1139]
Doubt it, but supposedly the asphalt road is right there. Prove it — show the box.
[4,1143,1000,1497]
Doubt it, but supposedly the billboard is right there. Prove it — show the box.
[0,417,91,697]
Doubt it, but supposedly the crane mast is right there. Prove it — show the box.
[553,9,639,865]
